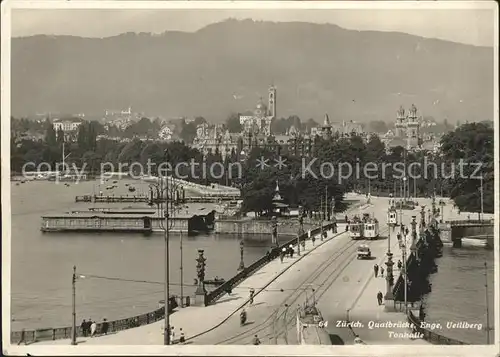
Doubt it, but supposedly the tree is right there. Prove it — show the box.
[44,120,57,146]
[56,128,65,144]
[368,120,388,133]
[226,113,242,133]
[440,122,493,213]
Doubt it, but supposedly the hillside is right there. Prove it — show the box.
[11,19,494,123]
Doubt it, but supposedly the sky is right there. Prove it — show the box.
[9,2,497,47]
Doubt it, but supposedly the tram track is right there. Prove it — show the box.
[216,231,387,345]
[271,227,390,345]
[212,236,360,344]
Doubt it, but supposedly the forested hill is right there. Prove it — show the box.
[12,19,493,122]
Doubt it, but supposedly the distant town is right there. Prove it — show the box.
[12,85,476,161]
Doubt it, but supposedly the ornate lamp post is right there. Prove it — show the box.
[438,200,445,222]
[420,205,426,228]
[297,211,304,256]
[410,216,417,257]
[195,249,207,297]
[238,241,245,270]
[431,194,437,217]
[271,216,278,247]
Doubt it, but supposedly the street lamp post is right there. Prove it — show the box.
[297,213,304,256]
[71,265,77,345]
[385,209,394,303]
[480,175,484,221]
[238,240,245,270]
[401,242,408,314]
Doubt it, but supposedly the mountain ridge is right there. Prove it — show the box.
[11,19,493,123]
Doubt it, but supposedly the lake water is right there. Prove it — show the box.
[423,243,495,344]
[9,179,288,330]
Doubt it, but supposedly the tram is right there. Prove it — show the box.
[350,214,379,240]
[349,215,364,240]
[296,292,331,345]
[387,207,398,226]
[363,217,379,240]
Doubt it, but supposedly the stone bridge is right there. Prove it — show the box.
[439,219,494,248]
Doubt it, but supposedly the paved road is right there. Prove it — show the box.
[191,201,379,345]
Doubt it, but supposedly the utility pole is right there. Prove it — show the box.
[324,186,328,221]
[484,262,490,344]
[180,228,184,307]
[402,245,408,314]
[71,265,76,345]
[480,175,484,221]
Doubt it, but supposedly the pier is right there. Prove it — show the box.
[75,194,240,204]
[40,209,216,235]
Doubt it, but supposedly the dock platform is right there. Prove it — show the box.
[41,209,216,235]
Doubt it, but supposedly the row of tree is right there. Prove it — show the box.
[10,116,493,214]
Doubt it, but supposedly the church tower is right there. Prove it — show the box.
[406,104,420,150]
[395,105,406,137]
[321,113,332,140]
[268,85,277,119]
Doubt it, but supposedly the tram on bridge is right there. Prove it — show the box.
[296,291,331,345]
[387,207,398,226]
[349,213,379,240]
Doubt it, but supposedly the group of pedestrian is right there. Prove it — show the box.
[167,326,186,344]
[373,264,384,278]
[280,245,295,262]
[80,318,98,337]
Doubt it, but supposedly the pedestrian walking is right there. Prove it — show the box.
[80,319,87,337]
[345,223,349,232]
[380,267,384,277]
[179,328,185,344]
[170,326,175,342]
[288,244,293,258]
[101,318,109,335]
[252,334,261,345]
[249,288,255,305]
[280,247,286,263]
[86,318,92,336]
[90,320,97,337]
[377,291,383,305]
[344,215,348,223]
[374,264,379,278]
[312,235,316,245]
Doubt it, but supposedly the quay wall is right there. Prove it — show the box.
[161,177,240,197]
[214,219,312,236]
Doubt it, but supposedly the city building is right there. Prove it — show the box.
[158,124,175,141]
[52,117,83,132]
[103,107,142,130]
[385,104,423,151]
[239,85,277,150]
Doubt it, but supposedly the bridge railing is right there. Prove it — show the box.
[11,307,165,345]
[205,222,336,306]
[407,310,469,345]
[448,219,494,226]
